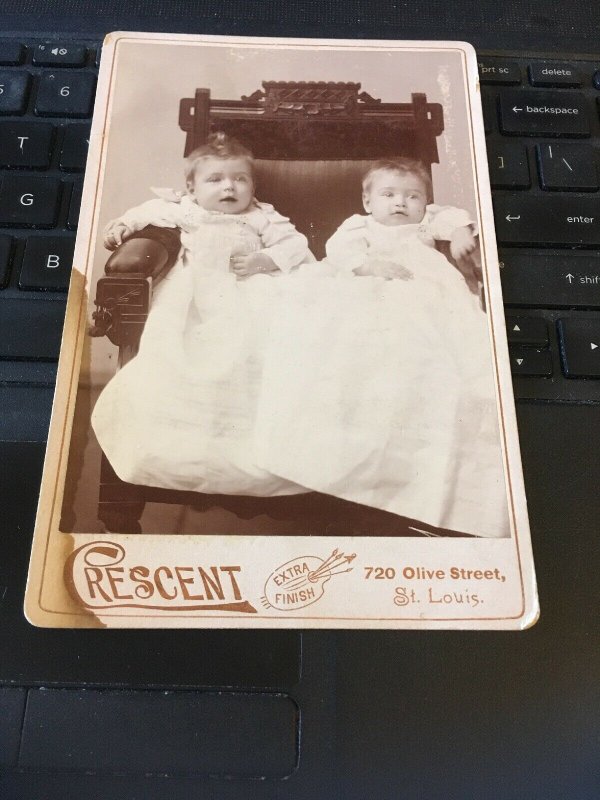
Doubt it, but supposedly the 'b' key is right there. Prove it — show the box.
[19,236,75,291]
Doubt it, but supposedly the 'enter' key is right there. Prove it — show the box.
[493,195,600,247]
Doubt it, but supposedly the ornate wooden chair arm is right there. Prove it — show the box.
[90,226,181,358]
[104,226,181,279]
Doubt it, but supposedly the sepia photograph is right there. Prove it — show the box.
[60,38,510,539]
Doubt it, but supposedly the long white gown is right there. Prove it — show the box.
[92,206,510,538]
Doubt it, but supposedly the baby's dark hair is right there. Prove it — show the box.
[362,158,433,203]
[184,132,254,183]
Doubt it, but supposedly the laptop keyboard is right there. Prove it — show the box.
[481,55,600,401]
[0,42,599,403]
[0,39,96,368]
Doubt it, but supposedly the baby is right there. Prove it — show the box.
[325,158,477,283]
[103,132,313,278]
[93,132,315,502]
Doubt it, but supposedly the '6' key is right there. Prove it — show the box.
[35,72,96,117]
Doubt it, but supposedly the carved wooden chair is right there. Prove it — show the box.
[88,81,478,535]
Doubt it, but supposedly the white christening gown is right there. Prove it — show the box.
[92,203,510,537]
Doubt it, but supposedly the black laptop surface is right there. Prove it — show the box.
[1,2,599,798]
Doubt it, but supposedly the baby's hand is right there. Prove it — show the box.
[103,221,135,250]
[230,252,278,278]
[368,260,414,281]
[450,226,477,261]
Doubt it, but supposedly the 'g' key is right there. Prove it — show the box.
[0,176,62,227]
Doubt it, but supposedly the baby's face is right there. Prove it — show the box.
[188,156,254,214]
[363,170,427,226]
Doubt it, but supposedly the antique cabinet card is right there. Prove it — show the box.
[25,33,538,629]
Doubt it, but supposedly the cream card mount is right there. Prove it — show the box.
[25,33,538,629]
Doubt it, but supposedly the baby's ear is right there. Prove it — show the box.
[362,192,371,213]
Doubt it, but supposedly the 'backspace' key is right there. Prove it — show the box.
[499,89,590,136]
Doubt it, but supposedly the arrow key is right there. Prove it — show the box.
[506,316,548,346]
[510,347,553,377]
[557,318,600,377]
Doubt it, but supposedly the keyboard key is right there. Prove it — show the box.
[0,122,54,168]
[0,71,31,115]
[529,62,581,87]
[487,143,530,189]
[499,251,600,308]
[33,44,87,67]
[506,317,549,346]
[482,94,496,134]
[67,181,82,230]
[478,59,521,85]
[493,195,600,247]
[0,41,25,66]
[0,235,12,286]
[60,123,90,170]
[536,143,599,191]
[34,72,96,117]
[0,297,65,360]
[558,318,600,377]
[510,348,553,376]
[0,176,62,227]
[19,236,75,291]
[499,89,590,137]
